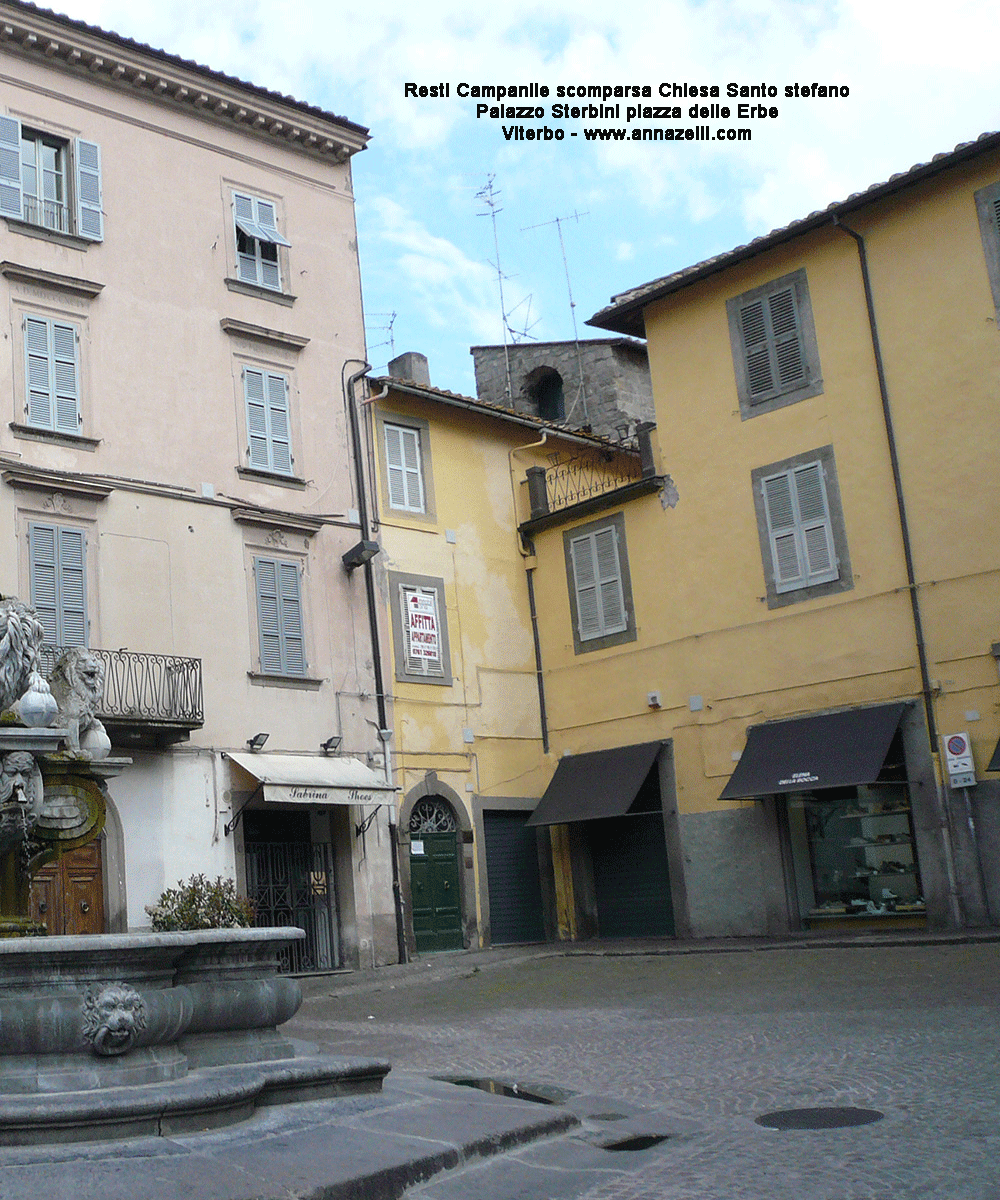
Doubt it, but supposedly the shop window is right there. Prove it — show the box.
[726,269,822,419]
[0,117,103,240]
[563,512,636,654]
[751,445,853,609]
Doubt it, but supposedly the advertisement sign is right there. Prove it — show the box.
[407,591,439,660]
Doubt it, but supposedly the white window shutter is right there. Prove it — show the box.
[28,524,59,644]
[763,471,805,591]
[794,464,838,584]
[570,535,602,640]
[0,115,22,219]
[254,197,291,246]
[763,463,839,593]
[74,138,103,241]
[400,427,424,510]
[244,368,270,469]
[593,527,627,634]
[53,322,80,433]
[384,425,408,508]
[267,373,292,474]
[25,317,52,428]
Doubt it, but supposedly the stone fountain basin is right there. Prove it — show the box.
[0,928,390,1144]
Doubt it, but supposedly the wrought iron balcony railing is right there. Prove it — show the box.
[38,645,204,729]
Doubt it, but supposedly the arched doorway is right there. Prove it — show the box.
[408,796,463,953]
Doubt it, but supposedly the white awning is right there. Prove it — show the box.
[225,752,395,807]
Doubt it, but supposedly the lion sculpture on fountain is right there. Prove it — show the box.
[82,983,148,1057]
[0,596,46,714]
[49,647,110,758]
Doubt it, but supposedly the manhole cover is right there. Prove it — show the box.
[755,1107,884,1131]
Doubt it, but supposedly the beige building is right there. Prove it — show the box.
[0,0,400,967]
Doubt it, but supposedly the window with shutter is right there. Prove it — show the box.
[24,315,80,434]
[726,270,822,419]
[0,118,103,240]
[384,422,426,512]
[562,513,636,654]
[28,523,87,647]
[233,191,290,292]
[400,585,444,676]
[254,556,306,676]
[752,445,852,609]
[243,367,293,475]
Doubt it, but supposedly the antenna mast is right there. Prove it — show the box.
[523,210,590,424]
[475,175,513,402]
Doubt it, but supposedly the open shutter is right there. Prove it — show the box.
[277,561,304,675]
[244,368,270,469]
[25,317,52,428]
[763,471,805,591]
[57,527,87,646]
[29,524,59,644]
[254,198,291,247]
[570,535,602,640]
[793,463,837,584]
[74,138,103,241]
[0,115,22,219]
[267,373,292,474]
[53,321,80,433]
[593,526,627,634]
[254,558,283,674]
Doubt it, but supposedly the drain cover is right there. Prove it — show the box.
[756,1107,884,1131]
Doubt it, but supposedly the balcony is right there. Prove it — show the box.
[39,646,204,749]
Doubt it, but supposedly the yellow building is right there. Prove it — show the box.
[521,131,1000,939]
[363,353,650,952]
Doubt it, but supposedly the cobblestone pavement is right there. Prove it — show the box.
[288,941,1000,1199]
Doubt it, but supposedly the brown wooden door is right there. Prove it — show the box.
[30,842,105,935]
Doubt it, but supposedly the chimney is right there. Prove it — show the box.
[388,352,431,387]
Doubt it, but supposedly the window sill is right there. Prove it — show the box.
[3,218,93,251]
[248,672,323,690]
[225,278,296,307]
[236,466,306,490]
[394,671,453,688]
[10,423,100,451]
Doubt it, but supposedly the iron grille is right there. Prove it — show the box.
[39,645,203,726]
[544,448,642,513]
[244,840,340,973]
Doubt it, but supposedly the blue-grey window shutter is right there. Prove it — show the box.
[255,556,305,676]
[254,557,283,673]
[267,373,292,474]
[53,321,79,433]
[29,522,87,646]
[25,317,52,428]
[0,115,22,219]
[277,561,304,675]
[244,368,270,469]
[570,534,602,640]
[25,317,79,432]
[593,526,627,634]
[74,138,103,241]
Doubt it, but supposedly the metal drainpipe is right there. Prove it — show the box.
[342,361,407,963]
[831,215,963,927]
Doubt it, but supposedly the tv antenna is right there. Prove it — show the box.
[523,210,590,424]
[475,175,515,401]
[365,311,397,359]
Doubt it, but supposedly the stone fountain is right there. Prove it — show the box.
[0,596,388,1145]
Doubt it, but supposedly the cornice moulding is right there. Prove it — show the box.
[1,463,114,500]
[230,506,324,535]
[1,260,104,297]
[219,318,309,351]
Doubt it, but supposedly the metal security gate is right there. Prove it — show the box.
[483,811,545,944]
[586,813,675,939]
[245,841,340,972]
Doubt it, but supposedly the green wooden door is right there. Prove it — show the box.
[410,831,463,952]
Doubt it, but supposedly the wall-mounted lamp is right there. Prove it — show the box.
[320,735,342,754]
[342,540,380,571]
[246,732,269,752]
[377,728,393,744]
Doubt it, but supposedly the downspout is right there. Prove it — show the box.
[509,434,551,754]
[342,361,408,963]
[831,215,962,926]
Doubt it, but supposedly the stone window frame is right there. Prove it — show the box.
[726,268,824,420]
[374,408,437,525]
[751,444,853,610]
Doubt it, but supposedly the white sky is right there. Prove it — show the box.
[44,0,1000,393]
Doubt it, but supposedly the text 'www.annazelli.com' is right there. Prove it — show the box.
[498,124,752,142]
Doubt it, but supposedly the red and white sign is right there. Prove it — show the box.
[407,591,439,660]
[943,731,976,787]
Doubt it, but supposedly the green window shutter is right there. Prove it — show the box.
[0,115,22,219]
[255,556,305,676]
[25,316,52,428]
[29,523,87,646]
[74,138,103,241]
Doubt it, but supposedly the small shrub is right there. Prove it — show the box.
[146,874,254,931]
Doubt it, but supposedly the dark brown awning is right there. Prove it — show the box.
[526,741,665,826]
[987,737,1000,773]
[719,703,908,800]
